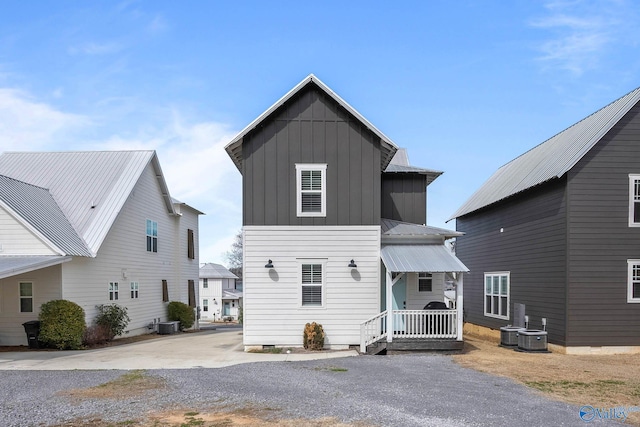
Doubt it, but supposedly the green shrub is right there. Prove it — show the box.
[303,322,325,351]
[167,301,195,330]
[38,299,86,350]
[95,303,130,339]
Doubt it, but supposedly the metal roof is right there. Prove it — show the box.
[383,148,443,185]
[381,244,469,273]
[224,74,398,173]
[222,290,242,300]
[0,255,72,279]
[381,218,463,238]
[0,176,91,256]
[0,151,176,256]
[450,86,640,220]
[200,263,238,279]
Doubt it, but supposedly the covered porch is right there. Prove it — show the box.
[360,243,468,354]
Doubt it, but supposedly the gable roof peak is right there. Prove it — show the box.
[451,85,640,220]
[225,74,398,173]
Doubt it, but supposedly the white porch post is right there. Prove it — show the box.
[386,269,393,343]
[456,274,464,341]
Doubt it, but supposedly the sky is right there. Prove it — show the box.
[1,0,640,266]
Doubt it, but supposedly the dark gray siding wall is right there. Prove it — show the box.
[242,84,381,226]
[456,179,568,345]
[566,104,640,347]
[381,173,427,224]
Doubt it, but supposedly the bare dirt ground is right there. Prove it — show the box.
[453,334,640,426]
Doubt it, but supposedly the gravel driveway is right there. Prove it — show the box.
[0,353,597,427]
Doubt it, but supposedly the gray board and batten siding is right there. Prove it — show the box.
[456,94,640,348]
[565,102,640,347]
[381,173,427,225]
[455,178,568,345]
[241,84,382,226]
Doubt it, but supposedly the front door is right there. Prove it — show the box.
[223,301,231,316]
[392,274,406,332]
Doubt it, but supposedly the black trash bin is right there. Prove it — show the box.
[22,320,41,349]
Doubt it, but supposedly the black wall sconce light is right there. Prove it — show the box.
[265,259,274,268]
[348,259,357,268]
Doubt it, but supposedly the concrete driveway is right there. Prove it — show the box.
[0,326,357,370]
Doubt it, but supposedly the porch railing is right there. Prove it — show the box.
[360,309,458,352]
[360,310,388,353]
[392,309,457,339]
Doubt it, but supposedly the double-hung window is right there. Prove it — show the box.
[19,282,33,313]
[630,175,640,226]
[484,272,509,319]
[296,164,327,217]
[203,278,208,289]
[301,263,324,307]
[628,260,640,303]
[130,282,139,299]
[146,219,158,252]
[203,299,209,312]
[418,273,433,292]
[109,282,119,301]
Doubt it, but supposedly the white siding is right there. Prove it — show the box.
[0,206,57,255]
[405,272,446,310]
[60,163,198,336]
[243,226,380,348]
[0,264,62,345]
[200,278,222,319]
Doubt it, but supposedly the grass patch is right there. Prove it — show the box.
[525,379,637,400]
[314,365,348,372]
[61,370,165,400]
[248,347,283,354]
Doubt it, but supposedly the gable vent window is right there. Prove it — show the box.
[629,175,640,226]
[296,164,327,217]
[301,263,323,307]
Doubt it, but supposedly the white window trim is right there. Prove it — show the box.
[298,259,327,308]
[627,260,640,303]
[296,163,327,217]
[130,281,139,299]
[418,272,433,292]
[19,281,34,313]
[146,219,158,252]
[203,298,209,311]
[109,281,119,301]
[629,175,640,227]
[484,272,510,320]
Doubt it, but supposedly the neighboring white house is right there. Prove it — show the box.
[199,263,241,321]
[0,151,202,346]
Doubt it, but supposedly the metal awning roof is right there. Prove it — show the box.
[381,245,469,273]
[222,290,242,300]
[0,256,72,279]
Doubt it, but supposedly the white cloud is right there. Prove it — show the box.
[0,88,88,151]
[97,113,243,265]
[68,42,123,56]
[530,1,625,75]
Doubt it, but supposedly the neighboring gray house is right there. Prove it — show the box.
[225,74,467,352]
[0,151,202,346]
[451,87,640,354]
[199,262,241,320]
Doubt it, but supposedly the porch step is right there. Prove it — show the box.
[365,340,387,355]
[387,339,464,352]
